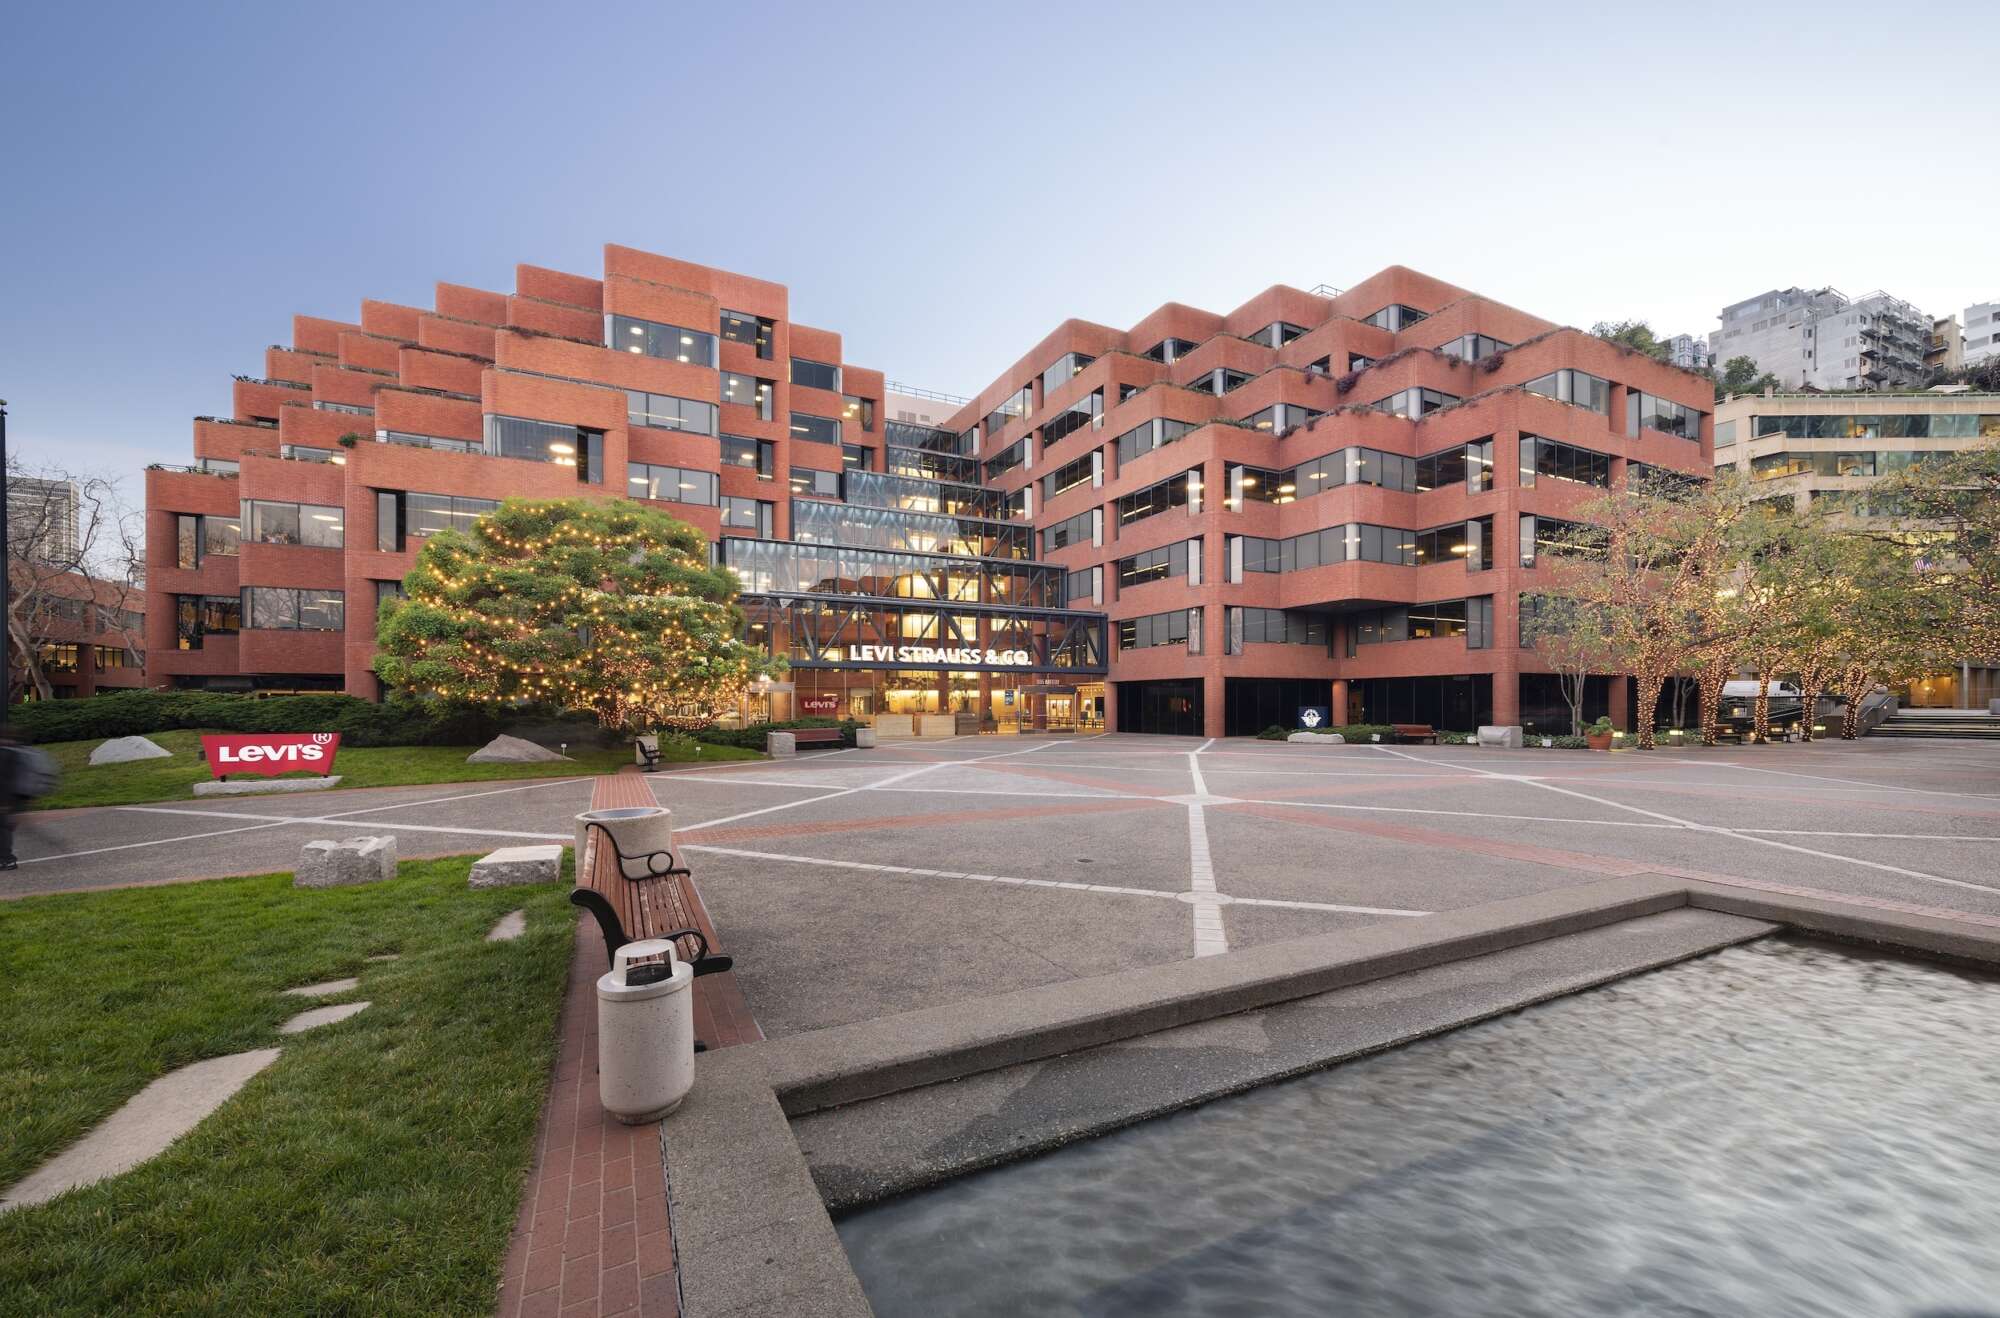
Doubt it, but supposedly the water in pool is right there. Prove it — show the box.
[836,938,2000,1317]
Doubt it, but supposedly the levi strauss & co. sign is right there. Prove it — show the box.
[841,645,1032,666]
[201,733,343,778]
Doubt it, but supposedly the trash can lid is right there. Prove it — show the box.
[598,956,692,1001]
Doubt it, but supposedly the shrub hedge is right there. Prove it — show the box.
[7,690,610,749]
[692,718,864,750]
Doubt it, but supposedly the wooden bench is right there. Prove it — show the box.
[1392,723,1440,745]
[787,728,843,750]
[569,820,735,1048]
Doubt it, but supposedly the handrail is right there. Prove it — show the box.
[146,463,239,478]
[1305,284,1345,299]
[1858,690,1898,735]
[883,381,971,405]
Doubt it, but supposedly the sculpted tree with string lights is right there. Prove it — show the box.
[1871,438,2000,669]
[373,498,776,731]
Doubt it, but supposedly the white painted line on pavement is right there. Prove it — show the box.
[1184,749,1228,957]
[1651,757,2000,801]
[111,805,567,843]
[16,819,300,865]
[317,776,593,818]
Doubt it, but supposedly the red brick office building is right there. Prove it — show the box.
[144,248,1712,738]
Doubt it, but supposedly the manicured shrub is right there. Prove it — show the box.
[1257,725,1290,740]
[691,718,864,750]
[7,689,610,749]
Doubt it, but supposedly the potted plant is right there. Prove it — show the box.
[1585,716,1615,751]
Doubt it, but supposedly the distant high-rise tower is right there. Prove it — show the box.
[8,476,82,564]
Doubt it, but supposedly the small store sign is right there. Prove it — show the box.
[800,695,841,716]
[1298,706,1330,730]
[201,733,342,778]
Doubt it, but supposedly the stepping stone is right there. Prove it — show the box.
[468,844,563,889]
[284,977,359,999]
[89,735,172,765]
[486,910,526,942]
[293,835,397,889]
[364,953,399,963]
[0,1048,280,1213]
[280,1002,370,1035]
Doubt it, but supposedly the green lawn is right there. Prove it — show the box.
[0,855,576,1317]
[32,728,761,810]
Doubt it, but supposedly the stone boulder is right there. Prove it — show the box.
[1477,725,1525,749]
[767,731,797,758]
[467,735,571,764]
[90,735,172,766]
[469,844,563,889]
[294,835,398,889]
[1287,731,1346,744]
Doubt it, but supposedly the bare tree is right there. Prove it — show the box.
[1521,594,1610,735]
[6,455,143,703]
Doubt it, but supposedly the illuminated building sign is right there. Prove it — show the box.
[842,645,1034,667]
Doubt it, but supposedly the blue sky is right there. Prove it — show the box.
[3,0,1995,495]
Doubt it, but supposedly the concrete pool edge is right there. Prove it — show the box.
[658,879,2000,1318]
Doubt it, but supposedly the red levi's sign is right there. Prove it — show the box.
[201,733,342,779]
[799,695,840,716]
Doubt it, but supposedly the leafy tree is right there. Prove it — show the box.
[373,498,776,731]
[1539,471,1749,749]
[1590,320,1671,362]
[1714,355,1779,398]
[1520,594,1611,735]
[1870,438,2000,661]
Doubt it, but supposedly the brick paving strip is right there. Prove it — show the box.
[496,775,762,1318]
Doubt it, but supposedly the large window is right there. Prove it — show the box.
[175,512,241,568]
[1749,413,2000,440]
[843,395,876,433]
[1038,389,1103,450]
[1367,387,1458,419]
[1040,353,1095,397]
[788,467,840,499]
[1116,468,1201,527]
[1520,436,1612,488]
[1230,522,1418,575]
[1250,321,1309,349]
[1627,392,1704,440]
[1241,403,1324,434]
[720,497,774,537]
[1524,369,1611,414]
[1041,451,1098,502]
[631,464,720,505]
[376,491,499,550]
[1186,368,1253,396]
[608,314,718,367]
[378,429,481,455]
[1119,608,1198,651]
[1438,333,1510,362]
[1066,566,1101,607]
[1414,517,1494,570]
[790,357,841,392]
[1519,514,1600,567]
[627,390,720,435]
[1226,607,1327,653]
[242,586,344,631]
[1364,304,1429,331]
[791,412,842,445]
[1115,418,1197,467]
[1348,597,1492,650]
[484,415,606,481]
[720,434,775,478]
[982,385,1034,437]
[1416,438,1495,493]
[174,594,240,650]
[719,310,774,359]
[720,373,774,419]
[1042,508,1098,555]
[983,439,1028,481]
[1144,338,1198,363]
[245,500,343,548]
[1117,538,1197,591]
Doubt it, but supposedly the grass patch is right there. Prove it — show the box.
[0,854,577,1316]
[32,728,761,810]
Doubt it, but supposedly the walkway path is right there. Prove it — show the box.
[496,774,761,1318]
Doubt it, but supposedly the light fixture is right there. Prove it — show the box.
[628,346,642,354]
[1277,483,1296,493]
[310,514,340,522]
[1450,544,1471,555]
[549,443,575,455]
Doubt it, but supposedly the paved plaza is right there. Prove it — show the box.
[10,735,2000,1037]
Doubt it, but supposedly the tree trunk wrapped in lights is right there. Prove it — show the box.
[372,498,777,731]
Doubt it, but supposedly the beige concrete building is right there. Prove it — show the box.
[1713,389,2000,709]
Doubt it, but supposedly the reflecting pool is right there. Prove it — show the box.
[837,939,2000,1317]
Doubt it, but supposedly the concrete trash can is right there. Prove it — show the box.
[596,938,695,1123]
[575,806,674,873]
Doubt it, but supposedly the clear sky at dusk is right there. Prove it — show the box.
[3,0,1995,496]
